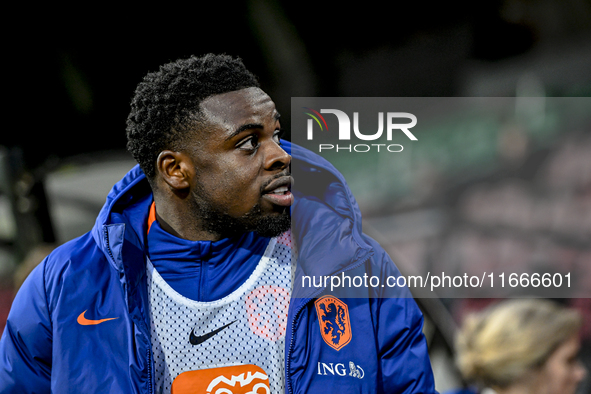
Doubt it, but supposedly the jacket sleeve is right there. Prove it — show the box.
[375,295,436,393]
[0,260,52,393]
[367,239,437,393]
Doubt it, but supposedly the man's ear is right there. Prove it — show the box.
[156,150,193,190]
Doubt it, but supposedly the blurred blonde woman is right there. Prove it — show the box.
[449,299,586,394]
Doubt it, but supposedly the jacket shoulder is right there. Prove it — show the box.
[361,233,405,279]
[44,231,108,272]
[42,231,113,311]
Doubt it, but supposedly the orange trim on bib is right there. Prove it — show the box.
[172,365,269,394]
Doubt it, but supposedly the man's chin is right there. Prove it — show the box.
[251,213,291,238]
[199,207,291,239]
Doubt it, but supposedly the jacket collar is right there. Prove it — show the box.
[289,142,374,298]
[91,164,151,273]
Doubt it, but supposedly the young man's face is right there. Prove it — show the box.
[185,87,292,238]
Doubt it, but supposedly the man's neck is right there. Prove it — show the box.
[153,195,222,242]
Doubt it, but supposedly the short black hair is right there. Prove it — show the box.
[126,54,260,180]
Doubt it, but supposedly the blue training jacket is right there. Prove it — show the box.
[0,141,436,393]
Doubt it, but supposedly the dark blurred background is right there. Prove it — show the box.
[2,1,591,392]
[5,0,591,168]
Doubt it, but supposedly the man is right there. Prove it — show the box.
[0,54,436,393]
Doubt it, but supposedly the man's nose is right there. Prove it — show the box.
[264,140,291,171]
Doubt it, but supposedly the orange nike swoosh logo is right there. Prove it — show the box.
[77,310,118,326]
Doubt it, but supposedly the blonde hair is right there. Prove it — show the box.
[455,299,581,389]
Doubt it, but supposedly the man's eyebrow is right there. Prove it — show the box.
[226,123,264,141]
[225,112,281,141]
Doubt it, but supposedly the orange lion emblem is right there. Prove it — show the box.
[314,295,352,351]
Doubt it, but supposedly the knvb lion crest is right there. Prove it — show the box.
[314,295,352,351]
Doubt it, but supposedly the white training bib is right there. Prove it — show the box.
[147,232,293,394]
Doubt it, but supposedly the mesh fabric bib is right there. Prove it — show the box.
[147,232,293,394]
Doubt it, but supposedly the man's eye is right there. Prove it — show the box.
[237,135,259,151]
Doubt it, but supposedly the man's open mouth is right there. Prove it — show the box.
[262,176,293,207]
[268,185,289,195]
[263,175,292,194]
